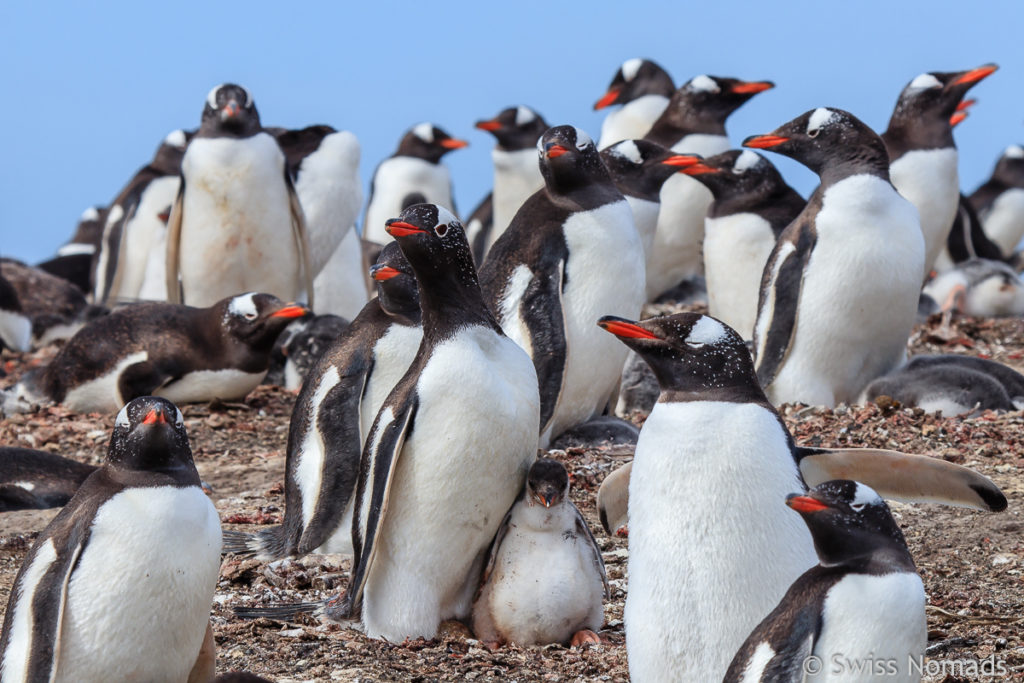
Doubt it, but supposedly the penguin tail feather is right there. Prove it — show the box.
[220,529,258,557]
[233,600,326,621]
[221,527,292,561]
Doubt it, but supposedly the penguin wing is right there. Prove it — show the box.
[753,216,817,388]
[796,447,1007,512]
[521,254,570,436]
[596,461,631,535]
[573,504,609,599]
[285,171,316,310]
[478,502,516,589]
[341,394,418,617]
[164,177,186,304]
[95,198,134,304]
[465,193,494,266]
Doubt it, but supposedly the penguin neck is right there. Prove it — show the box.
[645,103,726,147]
[417,270,500,341]
[882,112,955,157]
[818,148,892,188]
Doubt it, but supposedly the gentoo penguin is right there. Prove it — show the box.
[0,273,31,352]
[273,125,366,319]
[643,75,774,299]
[862,353,1024,416]
[474,105,549,254]
[969,144,1024,256]
[943,193,1007,269]
[232,242,421,561]
[36,206,107,294]
[745,108,925,407]
[681,149,804,339]
[471,458,607,648]
[881,64,998,277]
[94,128,193,304]
[329,204,539,642]
[922,257,1024,317]
[264,313,350,390]
[599,139,697,269]
[724,480,925,683]
[0,447,96,511]
[594,58,675,150]
[0,396,221,682]
[0,258,101,349]
[464,193,493,264]
[11,292,306,414]
[361,123,468,244]
[479,125,644,447]
[596,311,1005,682]
[166,83,314,308]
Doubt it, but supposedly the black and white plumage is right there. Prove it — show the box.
[362,123,467,244]
[0,397,221,682]
[166,84,314,308]
[969,144,1024,257]
[681,149,804,339]
[480,125,644,447]
[0,447,96,512]
[0,271,31,353]
[264,313,350,390]
[472,458,607,647]
[35,206,107,295]
[327,204,540,642]
[943,193,1007,268]
[0,258,101,351]
[881,65,997,277]
[594,58,675,150]
[746,108,925,407]
[724,480,925,683]
[922,257,1024,317]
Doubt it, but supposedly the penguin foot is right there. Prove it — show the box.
[570,630,601,648]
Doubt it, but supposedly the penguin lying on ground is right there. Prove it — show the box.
[0,273,31,352]
[969,144,1024,258]
[724,480,925,683]
[594,58,675,149]
[7,293,306,414]
[921,258,1024,317]
[0,447,97,511]
[0,396,221,682]
[0,258,104,350]
[472,458,607,648]
[263,313,350,390]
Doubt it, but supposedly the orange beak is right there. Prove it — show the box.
[662,154,701,168]
[786,495,830,513]
[732,81,774,95]
[683,163,720,176]
[440,138,468,149]
[271,304,308,319]
[546,145,569,159]
[371,265,401,281]
[956,98,976,112]
[950,111,968,127]
[386,220,427,237]
[475,120,502,131]
[597,317,660,340]
[223,101,239,118]
[744,135,789,149]
[952,64,997,86]
[142,408,167,425]
[594,89,620,110]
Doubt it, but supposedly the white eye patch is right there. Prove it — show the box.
[228,292,259,319]
[412,122,434,143]
[621,57,643,82]
[807,108,837,135]
[115,404,131,429]
[689,75,720,93]
[206,84,224,109]
[908,73,942,90]
[515,106,536,126]
[734,150,761,173]
[1004,145,1024,159]
[687,316,727,345]
[163,129,187,148]
[573,127,593,150]
[851,482,883,507]
[610,140,643,164]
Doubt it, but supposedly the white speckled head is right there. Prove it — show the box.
[1003,144,1024,159]
[688,75,720,93]
[850,482,883,508]
[908,73,942,90]
[515,106,536,127]
[434,205,459,229]
[163,129,187,148]
[206,84,223,109]
[687,316,728,345]
[80,206,100,222]
[174,405,185,427]
[412,122,434,143]
[621,57,643,82]
[114,404,131,429]
[572,127,594,151]
[228,292,259,319]
[734,150,762,173]
[609,140,643,164]
[807,108,838,136]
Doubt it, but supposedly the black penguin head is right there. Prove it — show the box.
[475,105,549,151]
[153,128,194,175]
[200,83,260,136]
[600,140,699,198]
[787,480,913,570]
[537,125,609,192]
[370,241,420,316]
[594,58,675,110]
[395,123,468,163]
[679,149,782,200]
[107,396,195,475]
[598,313,757,395]
[892,65,997,125]
[672,75,774,124]
[744,107,888,178]
[218,292,310,351]
[526,458,570,509]
[993,144,1024,187]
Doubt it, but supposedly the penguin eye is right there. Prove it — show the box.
[244,312,258,321]
[850,503,866,512]
[686,342,705,349]
[435,223,449,236]
[808,128,820,138]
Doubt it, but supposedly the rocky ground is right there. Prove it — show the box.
[1,312,1023,682]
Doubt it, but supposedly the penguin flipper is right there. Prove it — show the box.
[724,595,820,683]
[478,503,516,592]
[342,395,418,618]
[522,258,569,437]
[285,171,315,311]
[796,447,1007,512]
[117,361,173,404]
[753,217,816,389]
[573,504,610,599]
[596,461,631,535]
[165,180,186,304]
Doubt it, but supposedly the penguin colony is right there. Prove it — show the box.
[1,57,1023,682]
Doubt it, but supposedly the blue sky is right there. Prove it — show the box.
[2,1,1022,264]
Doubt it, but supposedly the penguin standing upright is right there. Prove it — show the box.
[594,58,675,149]
[480,126,644,447]
[681,149,804,339]
[474,105,549,254]
[642,75,774,299]
[745,108,925,407]
[969,144,1024,257]
[596,311,1005,682]
[362,123,467,244]
[331,204,540,642]
[0,396,221,682]
[166,84,314,307]
[881,65,997,277]
[35,206,107,295]
[724,480,926,683]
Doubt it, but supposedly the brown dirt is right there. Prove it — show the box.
[1,313,1023,682]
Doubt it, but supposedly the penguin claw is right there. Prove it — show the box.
[570,629,601,648]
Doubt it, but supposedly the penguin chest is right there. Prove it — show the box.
[364,158,453,243]
[492,149,544,235]
[810,573,926,682]
[155,368,267,405]
[115,175,180,300]
[57,486,221,681]
[359,323,423,441]
[180,134,298,305]
[294,131,362,271]
[62,350,150,413]
[625,196,660,263]
[598,95,668,149]
[889,148,959,272]
[649,174,713,297]
[704,212,777,339]
[981,188,1024,255]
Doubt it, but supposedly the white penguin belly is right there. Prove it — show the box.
[889,148,959,277]
[704,212,777,339]
[625,195,660,266]
[625,401,814,683]
[647,175,713,298]
[768,176,924,407]
[597,95,668,150]
[156,368,266,405]
[808,573,926,683]
[363,157,454,243]
[981,188,1024,256]
[56,486,221,682]
[113,175,180,301]
[361,327,540,641]
[358,324,423,441]
[545,200,645,443]
[180,133,300,306]
[62,351,149,413]
[312,228,369,319]
[490,148,544,244]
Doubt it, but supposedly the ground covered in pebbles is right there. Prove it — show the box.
[1,312,1023,682]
